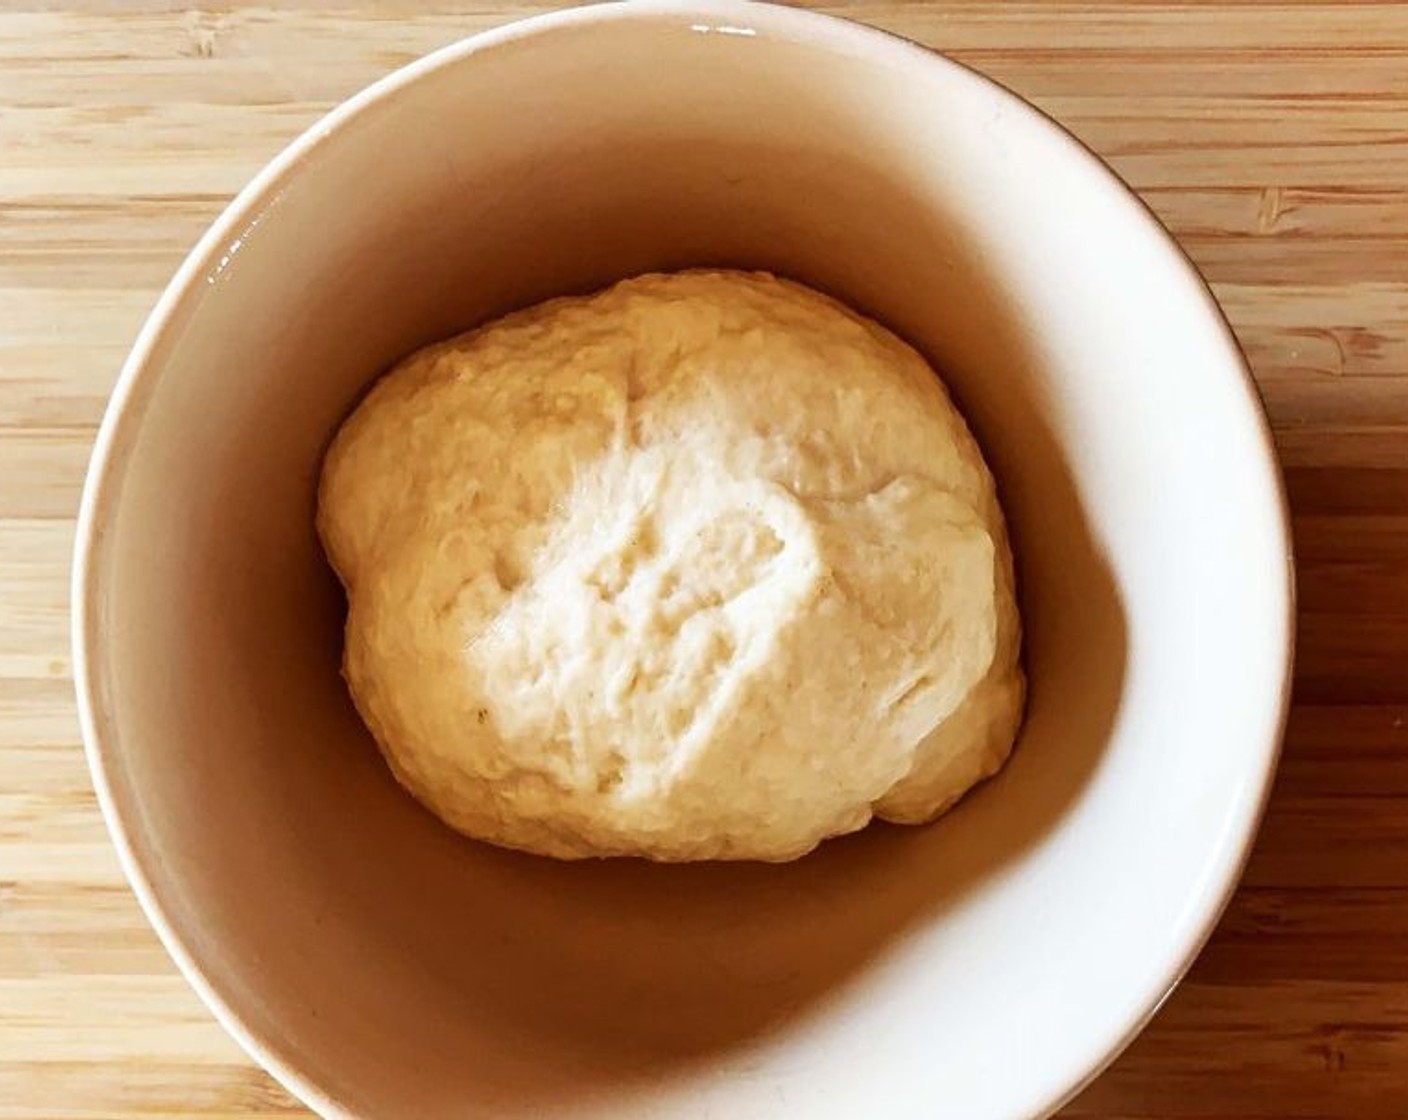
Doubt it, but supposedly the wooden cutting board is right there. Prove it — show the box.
[3,3,1406,1117]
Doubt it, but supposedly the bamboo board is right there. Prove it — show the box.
[3,3,1407,1117]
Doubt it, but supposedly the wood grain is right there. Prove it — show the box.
[2,2,1406,1117]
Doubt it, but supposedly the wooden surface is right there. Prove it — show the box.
[3,2,1407,1117]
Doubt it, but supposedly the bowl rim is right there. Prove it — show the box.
[71,2,1295,1117]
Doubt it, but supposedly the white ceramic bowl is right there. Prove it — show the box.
[73,3,1293,1117]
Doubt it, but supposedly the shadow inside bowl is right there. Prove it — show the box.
[94,120,1129,1116]
[255,171,1125,1110]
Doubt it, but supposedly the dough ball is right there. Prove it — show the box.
[318,271,1023,861]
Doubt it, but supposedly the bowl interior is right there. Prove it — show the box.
[80,7,1290,1119]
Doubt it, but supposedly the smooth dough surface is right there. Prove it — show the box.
[318,271,1024,861]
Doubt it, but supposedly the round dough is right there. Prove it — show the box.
[318,271,1023,861]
